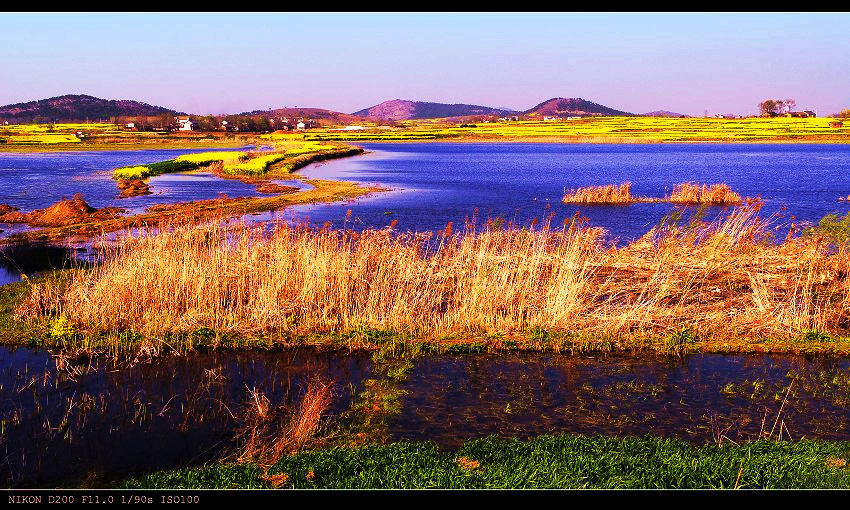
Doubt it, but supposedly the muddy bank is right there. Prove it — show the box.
[0,194,124,227]
[116,179,151,198]
[0,179,384,245]
[256,183,298,194]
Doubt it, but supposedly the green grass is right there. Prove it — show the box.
[0,278,42,345]
[113,159,199,180]
[115,434,850,489]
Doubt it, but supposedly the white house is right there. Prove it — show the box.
[296,121,306,130]
[176,117,193,131]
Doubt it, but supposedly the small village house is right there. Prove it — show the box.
[175,116,193,131]
[786,111,817,118]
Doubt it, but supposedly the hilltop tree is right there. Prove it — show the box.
[759,98,797,115]
[759,100,779,115]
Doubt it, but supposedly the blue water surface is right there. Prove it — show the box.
[272,142,850,242]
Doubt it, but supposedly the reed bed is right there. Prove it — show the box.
[563,182,743,205]
[669,183,742,205]
[17,203,850,344]
[562,183,639,204]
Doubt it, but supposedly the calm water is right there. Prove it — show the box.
[2,347,850,487]
[0,147,302,285]
[0,346,373,487]
[0,148,272,215]
[273,143,850,241]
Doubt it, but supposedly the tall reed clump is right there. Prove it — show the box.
[16,202,850,344]
[669,183,742,205]
[562,183,636,204]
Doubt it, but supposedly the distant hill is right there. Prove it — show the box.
[0,94,181,122]
[641,110,688,118]
[354,99,517,121]
[240,107,363,125]
[525,98,633,117]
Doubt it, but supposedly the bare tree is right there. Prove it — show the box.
[783,99,796,113]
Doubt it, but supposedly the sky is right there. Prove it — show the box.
[1,12,848,117]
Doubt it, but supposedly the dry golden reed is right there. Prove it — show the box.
[669,183,742,205]
[235,381,333,467]
[562,183,636,204]
[563,182,743,205]
[19,202,850,344]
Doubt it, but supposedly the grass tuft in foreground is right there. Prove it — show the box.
[115,434,850,489]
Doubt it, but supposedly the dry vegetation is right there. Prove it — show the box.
[234,381,334,468]
[563,182,743,205]
[562,183,637,204]
[16,201,850,349]
[669,183,742,205]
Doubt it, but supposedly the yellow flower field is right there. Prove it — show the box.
[273,116,850,143]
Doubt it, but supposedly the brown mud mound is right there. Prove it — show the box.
[116,179,152,198]
[256,183,298,194]
[0,194,125,227]
[0,204,20,215]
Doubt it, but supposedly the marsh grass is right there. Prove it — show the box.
[562,183,638,204]
[233,381,334,468]
[16,201,850,348]
[563,182,743,205]
[669,182,743,205]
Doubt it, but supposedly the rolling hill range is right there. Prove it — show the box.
[641,110,688,117]
[354,99,517,121]
[525,98,633,117]
[0,94,181,122]
[240,107,363,125]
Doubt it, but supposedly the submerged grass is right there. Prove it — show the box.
[115,434,850,489]
[13,201,850,354]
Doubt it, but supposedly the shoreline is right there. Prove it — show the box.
[0,146,375,244]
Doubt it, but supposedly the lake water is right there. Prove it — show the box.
[273,143,850,241]
[0,146,301,285]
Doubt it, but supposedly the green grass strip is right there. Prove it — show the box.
[116,434,850,489]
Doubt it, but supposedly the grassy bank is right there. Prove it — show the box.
[11,204,850,355]
[111,143,354,180]
[0,122,262,152]
[115,434,850,489]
